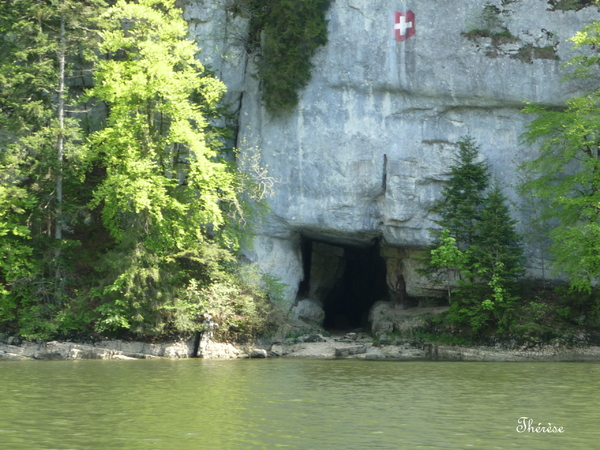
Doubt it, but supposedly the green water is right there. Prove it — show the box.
[0,359,599,449]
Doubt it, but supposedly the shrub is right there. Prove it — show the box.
[245,0,331,114]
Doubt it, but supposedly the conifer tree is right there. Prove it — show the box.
[0,0,105,337]
[465,181,524,331]
[472,181,524,284]
[427,137,524,332]
[432,136,490,251]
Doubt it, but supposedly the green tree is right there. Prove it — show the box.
[471,181,524,285]
[427,137,524,332]
[463,181,524,331]
[0,0,105,337]
[520,21,600,294]
[0,153,35,326]
[86,0,267,336]
[430,229,466,302]
[425,136,490,288]
[432,136,490,252]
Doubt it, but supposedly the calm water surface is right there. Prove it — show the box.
[0,358,599,449]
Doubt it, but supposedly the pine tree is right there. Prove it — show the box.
[0,0,105,337]
[467,181,525,331]
[472,181,524,284]
[432,136,490,251]
[427,137,524,332]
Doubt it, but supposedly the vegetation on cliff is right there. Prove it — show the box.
[3,0,600,347]
[520,21,600,296]
[242,0,331,115]
[423,134,600,344]
[417,16,600,343]
[0,0,277,341]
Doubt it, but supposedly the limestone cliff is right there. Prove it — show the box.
[185,0,600,316]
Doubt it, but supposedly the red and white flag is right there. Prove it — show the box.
[394,11,415,42]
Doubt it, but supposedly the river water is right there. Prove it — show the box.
[0,358,598,449]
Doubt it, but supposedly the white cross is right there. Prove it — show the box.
[394,15,413,36]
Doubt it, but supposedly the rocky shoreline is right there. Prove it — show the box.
[3,332,600,362]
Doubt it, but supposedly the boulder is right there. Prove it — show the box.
[250,348,268,358]
[270,344,286,357]
[335,345,367,357]
[290,298,326,328]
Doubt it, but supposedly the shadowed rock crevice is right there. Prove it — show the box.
[294,236,389,332]
[322,245,388,330]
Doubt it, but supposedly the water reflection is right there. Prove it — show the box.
[0,359,598,448]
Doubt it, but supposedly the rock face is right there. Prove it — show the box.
[0,339,195,360]
[0,338,255,360]
[187,1,600,310]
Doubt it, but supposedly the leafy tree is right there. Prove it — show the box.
[0,0,105,337]
[0,0,275,341]
[0,154,35,325]
[520,21,600,295]
[86,0,268,336]
[430,229,466,302]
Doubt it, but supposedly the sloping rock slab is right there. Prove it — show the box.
[335,345,367,358]
[0,339,195,361]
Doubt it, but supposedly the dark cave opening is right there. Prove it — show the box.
[299,236,389,332]
[322,245,388,330]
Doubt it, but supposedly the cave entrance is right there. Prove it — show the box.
[299,237,389,332]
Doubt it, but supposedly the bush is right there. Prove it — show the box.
[246,0,331,114]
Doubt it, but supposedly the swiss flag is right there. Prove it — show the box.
[394,11,415,42]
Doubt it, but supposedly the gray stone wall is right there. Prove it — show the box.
[186,0,600,305]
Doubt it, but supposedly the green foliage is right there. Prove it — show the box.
[507,289,596,344]
[564,19,600,80]
[520,22,600,293]
[89,0,232,242]
[430,230,465,269]
[432,136,490,250]
[0,0,105,331]
[430,229,466,301]
[427,137,524,333]
[470,182,525,284]
[246,0,331,115]
[0,0,277,343]
[151,264,285,341]
[81,0,269,338]
[463,2,514,40]
[94,300,132,334]
[548,0,596,12]
[0,158,35,302]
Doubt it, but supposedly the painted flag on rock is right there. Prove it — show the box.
[395,11,415,42]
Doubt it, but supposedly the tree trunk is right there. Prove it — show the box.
[55,2,66,291]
